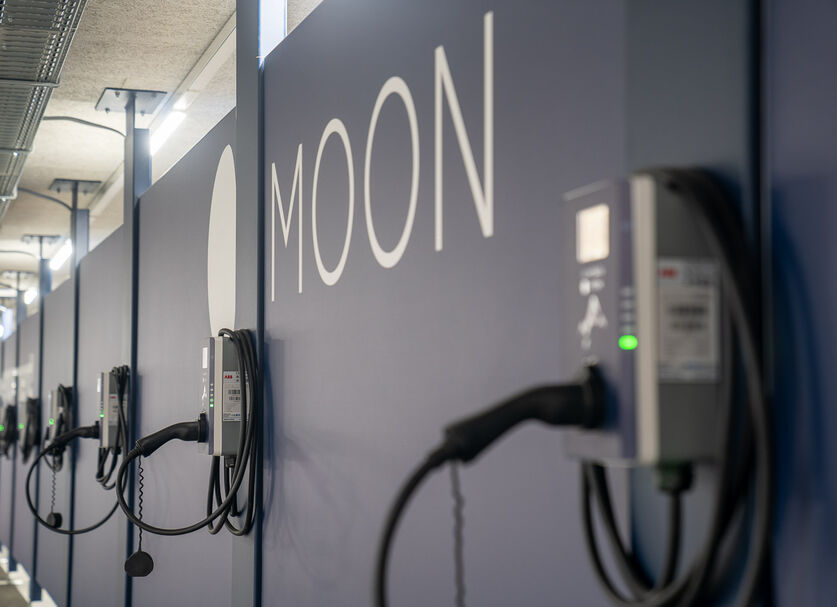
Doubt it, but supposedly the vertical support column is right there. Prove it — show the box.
[235,0,263,604]
[70,185,90,268]
[66,180,89,607]
[15,272,25,326]
[5,273,23,573]
[30,240,50,600]
[121,92,151,607]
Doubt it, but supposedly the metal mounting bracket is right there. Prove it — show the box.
[95,88,167,116]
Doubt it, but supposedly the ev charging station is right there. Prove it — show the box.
[0,1,833,607]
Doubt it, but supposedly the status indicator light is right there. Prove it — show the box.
[619,335,639,351]
[18,423,24,430]
[100,413,105,418]
[0,425,4,432]
[49,418,55,425]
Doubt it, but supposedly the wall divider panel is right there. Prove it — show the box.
[262,1,625,604]
[132,111,237,607]
[71,227,127,607]
[768,0,837,604]
[36,278,76,605]
[0,335,15,556]
[14,313,40,584]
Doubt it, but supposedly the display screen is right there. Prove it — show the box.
[576,203,610,263]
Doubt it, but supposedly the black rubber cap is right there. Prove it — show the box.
[46,512,63,529]
[125,551,154,577]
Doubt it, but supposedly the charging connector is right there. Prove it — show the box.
[26,365,132,536]
[115,328,261,577]
[0,405,17,457]
[375,366,606,607]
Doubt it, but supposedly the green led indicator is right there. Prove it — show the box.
[0,425,4,432]
[49,418,55,425]
[100,413,105,418]
[18,423,24,430]
[619,335,639,351]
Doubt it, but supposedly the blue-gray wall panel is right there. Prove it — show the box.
[262,1,624,605]
[0,335,15,550]
[14,313,40,577]
[36,278,75,604]
[133,111,235,607]
[624,0,758,581]
[71,227,127,607]
[768,0,837,604]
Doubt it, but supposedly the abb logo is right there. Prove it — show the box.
[224,374,234,380]
[659,267,678,278]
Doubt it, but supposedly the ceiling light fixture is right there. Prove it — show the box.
[150,111,187,156]
[23,288,38,305]
[49,239,73,271]
[173,93,194,111]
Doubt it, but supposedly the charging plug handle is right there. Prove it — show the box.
[134,415,207,458]
[442,365,605,464]
[47,423,100,453]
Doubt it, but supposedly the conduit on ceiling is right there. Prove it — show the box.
[0,0,88,219]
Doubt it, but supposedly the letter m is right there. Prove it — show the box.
[271,144,304,300]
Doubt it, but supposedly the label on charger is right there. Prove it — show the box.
[222,371,242,421]
[108,394,119,426]
[657,259,720,382]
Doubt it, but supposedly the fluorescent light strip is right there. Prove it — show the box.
[23,288,38,305]
[150,111,187,156]
[49,239,73,271]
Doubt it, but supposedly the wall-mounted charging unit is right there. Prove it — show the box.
[0,404,17,457]
[44,385,73,472]
[200,336,243,456]
[96,367,130,489]
[375,169,771,607]
[98,370,121,449]
[559,175,728,465]
[115,328,260,578]
[20,397,41,463]
[25,366,130,533]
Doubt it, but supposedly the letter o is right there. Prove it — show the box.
[364,77,420,269]
[312,118,355,286]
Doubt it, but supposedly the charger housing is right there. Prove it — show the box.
[98,371,121,448]
[200,336,243,456]
[559,173,728,465]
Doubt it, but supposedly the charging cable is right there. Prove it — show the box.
[21,397,41,463]
[115,328,261,577]
[0,406,17,457]
[25,422,111,532]
[578,169,773,607]
[375,365,605,607]
[24,366,131,535]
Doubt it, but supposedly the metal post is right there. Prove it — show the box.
[30,239,50,600]
[236,0,263,604]
[93,85,161,607]
[65,178,88,607]
[122,91,151,607]
[5,272,23,573]
[37,239,52,298]
[68,182,91,268]
[15,272,26,324]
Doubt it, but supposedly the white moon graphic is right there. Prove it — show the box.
[207,145,236,335]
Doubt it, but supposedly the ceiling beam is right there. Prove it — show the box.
[0,78,59,89]
[87,12,237,219]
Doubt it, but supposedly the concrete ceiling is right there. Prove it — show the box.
[0,0,325,298]
[0,0,237,292]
